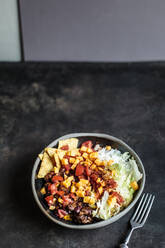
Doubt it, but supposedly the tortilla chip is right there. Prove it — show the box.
[45,147,57,158]
[37,152,53,178]
[54,153,61,169]
[38,154,43,160]
[56,149,66,160]
[67,148,80,157]
[58,138,79,150]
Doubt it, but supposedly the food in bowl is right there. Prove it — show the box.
[37,138,142,224]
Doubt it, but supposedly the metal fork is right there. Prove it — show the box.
[120,193,155,248]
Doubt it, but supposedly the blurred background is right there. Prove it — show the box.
[1,0,165,62]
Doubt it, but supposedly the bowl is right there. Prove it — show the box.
[31,133,145,229]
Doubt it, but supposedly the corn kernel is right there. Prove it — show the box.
[130,181,139,190]
[95,158,102,166]
[83,196,91,203]
[86,186,91,192]
[98,167,103,171]
[80,146,87,152]
[58,198,63,204]
[84,159,92,166]
[106,146,111,151]
[89,152,98,161]
[71,158,80,169]
[107,196,117,206]
[76,191,85,197]
[98,186,103,195]
[40,187,46,195]
[87,148,93,153]
[69,157,76,164]
[101,181,106,187]
[76,156,84,161]
[80,179,89,185]
[96,178,101,183]
[107,160,114,166]
[89,198,96,205]
[62,176,74,188]
[64,214,72,221]
[90,204,96,209]
[100,160,107,166]
[91,164,96,170]
[64,174,68,180]
[61,158,69,166]
[82,152,88,159]
[49,205,55,210]
[76,179,89,189]
[71,185,76,193]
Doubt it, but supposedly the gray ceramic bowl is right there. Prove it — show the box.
[31,133,145,229]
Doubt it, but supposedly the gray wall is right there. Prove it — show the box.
[0,0,165,62]
[0,0,21,61]
[20,0,165,62]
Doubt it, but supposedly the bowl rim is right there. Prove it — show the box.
[31,132,146,229]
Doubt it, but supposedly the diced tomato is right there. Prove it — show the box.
[60,145,69,150]
[64,164,71,171]
[81,140,93,148]
[90,173,98,181]
[62,195,72,202]
[50,183,57,195]
[75,164,84,176]
[52,175,63,183]
[64,155,70,159]
[56,191,65,196]
[62,195,73,206]
[78,175,86,180]
[85,166,92,176]
[45,195,54,205]
[58,209,68,218]
[106,179,117,189]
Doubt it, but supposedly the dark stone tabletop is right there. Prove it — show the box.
[0,62,164,248]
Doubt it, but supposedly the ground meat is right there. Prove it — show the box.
[59,167,65,176]
[74,206,93,224]
[67,201,78,211]
[44,171,55,182]
[106,179,117,189]
[102,171,111,180]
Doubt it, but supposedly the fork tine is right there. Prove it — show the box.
[138,194,152,223]
[131,193,145,221]
[131,193,147,221]
[133,193,149,222]
[140,195,155,226]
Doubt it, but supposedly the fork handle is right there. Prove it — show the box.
[120,228,134,247]
[120,244,129,248]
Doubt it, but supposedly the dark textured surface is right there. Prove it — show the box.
[0,62,164,248]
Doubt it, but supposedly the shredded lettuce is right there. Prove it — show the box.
[93,191,120,220]
[94,148,143,219]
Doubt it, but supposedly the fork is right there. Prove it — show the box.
[120,193,155,248]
